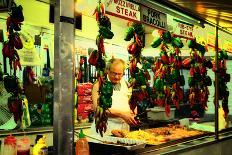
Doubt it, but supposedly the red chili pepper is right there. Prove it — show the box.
[88,50,99,66]
[190,67,195,77]
[135,33,142,47]
[172,83,178,91]
[100,3,105,15]
[173,99,179,109]
[175,48,180,55]
[17,60,22,70]
[95,12,100,22]
[160,43,166,51]
[80,58,85,65]
[160,52,169,64]
[127,42,137,55]
[145,70,151,80]
[165,104,170,117]
[6,17,11,32]
[182,57,191,68]
[169,54,175,64]
[200,66,206,75]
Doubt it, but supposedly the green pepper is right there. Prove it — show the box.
[172,37,183,48]
[172,69,179,82]
[151,37,162,48]
[100,95,112,109]
[99,26,114,39]
[99,16,111,29]
[188,77,195,86]
[188,40,196,49]
[162,31,172,43]
[139,72,147,85]
[154,78,164,91]
[196,43,206,54]
[101,81,113,96]
[96,58,106,70]
[134,24,145,35]
[222,50,228,60]
[194,73,201,82]
[124,27,134,41]
[218,52,223,60]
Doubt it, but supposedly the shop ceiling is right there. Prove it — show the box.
[155,0,232,33]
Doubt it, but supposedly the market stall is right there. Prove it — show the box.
[0,0,232,155]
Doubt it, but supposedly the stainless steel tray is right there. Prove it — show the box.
[88,135,146,150]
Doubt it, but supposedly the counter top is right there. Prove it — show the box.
[0,122,92,137]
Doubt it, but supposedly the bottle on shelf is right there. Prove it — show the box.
[17,137,30,155]
[76,129,89,155]
[33,136,48,155]
[3,135,17,155]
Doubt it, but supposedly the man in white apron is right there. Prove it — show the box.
[91,58,138,136]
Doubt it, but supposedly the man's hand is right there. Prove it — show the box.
[121,112,139,126]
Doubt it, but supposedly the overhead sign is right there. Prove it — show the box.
[18,32,41,66]
[140,5,167,30]
[173,19,194,39]
[105,0,140,21]
[18,48,41,66]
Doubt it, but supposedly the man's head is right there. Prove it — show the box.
[107,58,126,84]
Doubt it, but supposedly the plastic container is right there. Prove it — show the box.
[33,136,48,155]
[76,129,89,155]
[3,135,17,155]
[17,137,30,155]
[148,107,175,120]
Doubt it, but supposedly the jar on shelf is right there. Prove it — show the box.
[17,137,30,155]
[3,135,17,155]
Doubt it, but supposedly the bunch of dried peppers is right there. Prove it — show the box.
[90,0,114,136]
[151,31,184,117]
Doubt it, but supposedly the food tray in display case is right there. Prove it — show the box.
[88,135,146,150]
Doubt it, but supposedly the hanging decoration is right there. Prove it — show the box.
[151,31,184,116]
[89,0,114,137]
[124,21,152,118]
[23,66,36,86]
[77,58,85,83]
[2,2,24,74]
[212,50,230,118]
[186,39,212,110]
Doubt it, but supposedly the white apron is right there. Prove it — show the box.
[90,79,131,136]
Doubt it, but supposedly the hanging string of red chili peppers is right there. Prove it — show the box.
[124,22,152,118]
[2,2,24,75]
[77,58,85,83]
[89,0,114,137]
[151,31,185,117]
[212,50,230,118]
[185,39,212,112]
